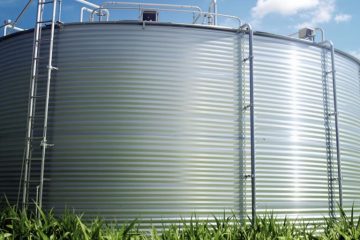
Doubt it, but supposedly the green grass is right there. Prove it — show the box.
[1,203,360,239]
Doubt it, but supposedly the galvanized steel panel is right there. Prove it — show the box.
[0,34,32,203]
[244,35,339,220]
[335,53,360,216]
[43,24,241,221]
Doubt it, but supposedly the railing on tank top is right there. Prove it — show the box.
[79,1,242,28]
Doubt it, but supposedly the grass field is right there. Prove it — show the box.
[1,203,359,239]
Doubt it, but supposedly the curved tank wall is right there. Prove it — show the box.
[0,22,359,222]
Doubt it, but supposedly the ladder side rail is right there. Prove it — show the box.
[322,47,335,217]
[39,0,58,210]
[22,0,45,209]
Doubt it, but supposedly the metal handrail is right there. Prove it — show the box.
[77,0,110,22]
[3,22,26,36]
[87,1,241,28]
[101,2,203,14]
[81,7,110,22]
[201,12,242,26]
[92,1,202,23]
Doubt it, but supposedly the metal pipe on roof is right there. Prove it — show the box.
[3,21,26,36]
[315,27,325,42]
[75,0,100,9]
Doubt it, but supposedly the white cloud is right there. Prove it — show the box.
[296,0,335,28]
[251,0,320,19]
[251,0,341,30]
[334,14,352,23]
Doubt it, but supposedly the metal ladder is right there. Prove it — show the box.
[19,0,59,211]
[238,23,255,224]
[319,39,343,217]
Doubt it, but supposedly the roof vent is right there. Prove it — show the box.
[142,10,158,22]
[298,27,315,40]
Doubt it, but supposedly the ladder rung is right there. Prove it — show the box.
[40,1,55,4]
[35,39,51,44]
[32,57,47,61]
[28,115,45,119]
[27,136,43,140]
[28,178,51,183]
[37,20,53,24]
[36,73,49,78]
[28,157,43,161]
[30,95,45,99]
[29,136,43,139]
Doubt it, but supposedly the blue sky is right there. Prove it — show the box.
[1,0,359,58]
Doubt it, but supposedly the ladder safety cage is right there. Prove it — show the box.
[18,0,61,214]
[238,23,255,225]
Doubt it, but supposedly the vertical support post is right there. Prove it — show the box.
[213,0,217,25]
[39,0,57,210]
[248,25,256,225]
[207,0,217,25]
[329,42,343,208]
[239,23,256,225]
[58,0,62,22]
[35,185,39,215]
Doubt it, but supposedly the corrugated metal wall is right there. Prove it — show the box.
[0,23,359,222]
[336,54,360,216]
[245,35,332,220]
[0,33,32,203]
[45,24,241,221]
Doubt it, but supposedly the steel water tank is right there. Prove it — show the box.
[0,22,359,222]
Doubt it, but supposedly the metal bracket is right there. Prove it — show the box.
[56,21,64,30]
[243,55,254,62]
[47,65,58,70]
[326,70,336,75]
[242,103,252,110]
[40,140,54,148]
